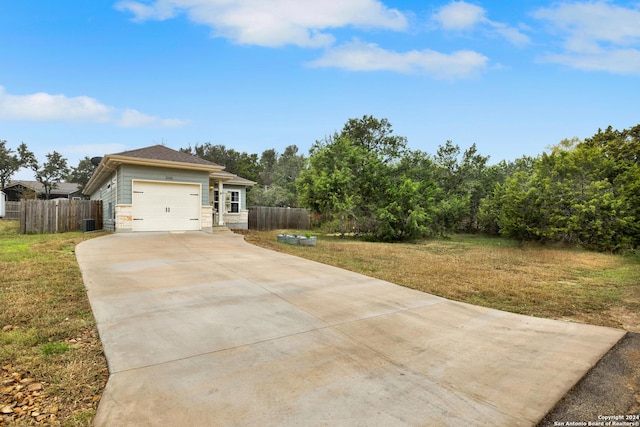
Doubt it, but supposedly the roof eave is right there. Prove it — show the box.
[83,155,225,195]
[209,171,257,186]
[227,179,257,186]
[106,155,224,172]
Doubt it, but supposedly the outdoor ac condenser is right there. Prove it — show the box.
[82,218,96,232]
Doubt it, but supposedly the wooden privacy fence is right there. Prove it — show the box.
[3,201,21,220]
[20,200,103,234]
[248,206,310,231]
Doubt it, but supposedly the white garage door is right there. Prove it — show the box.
[132,181,201,232]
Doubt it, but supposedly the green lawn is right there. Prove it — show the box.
[0,220,109,426]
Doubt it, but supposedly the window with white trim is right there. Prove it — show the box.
[229,191,240,213]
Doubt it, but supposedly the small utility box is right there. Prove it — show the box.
[82,218,96,232]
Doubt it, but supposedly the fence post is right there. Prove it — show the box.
[19,201,26,234]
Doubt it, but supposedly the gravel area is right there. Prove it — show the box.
[539,332,640,426]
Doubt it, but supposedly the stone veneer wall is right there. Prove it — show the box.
[115,204,133,232]
[223,211,249,230]
[201,206,213,231]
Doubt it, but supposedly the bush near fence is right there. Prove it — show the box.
[19,200,103,234]
[248,206,310,231]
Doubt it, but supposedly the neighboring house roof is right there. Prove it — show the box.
[5,180,81,195]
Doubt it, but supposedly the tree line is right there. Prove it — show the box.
[180,143,305,208]
[2,116,638,251]
[181,116,639,251]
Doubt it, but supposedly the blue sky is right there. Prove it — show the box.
[2,0,639,180]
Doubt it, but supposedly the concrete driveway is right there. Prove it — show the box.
[76,231,624,426]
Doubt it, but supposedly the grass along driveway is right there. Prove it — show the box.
[1,222,638,425]
[246,231,640,332]
[0,220,109,426]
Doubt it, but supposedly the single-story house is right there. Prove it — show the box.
[83,145,256,232]
[3,180,83,201]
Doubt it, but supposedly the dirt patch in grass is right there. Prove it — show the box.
[245,230,640,332]
[0,220,109,426]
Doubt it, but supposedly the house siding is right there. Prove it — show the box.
[218,184,249,229]
[90,171,117,231]
[118,164,210,205]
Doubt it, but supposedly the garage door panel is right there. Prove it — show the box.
[132,181,201,232]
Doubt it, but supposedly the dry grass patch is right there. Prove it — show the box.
[0,220,109,426]
[246,231,640,331]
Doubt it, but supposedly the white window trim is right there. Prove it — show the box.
[228,190,240,213]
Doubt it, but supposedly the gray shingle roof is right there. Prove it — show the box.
[113,145,221,167]
[214,171,257,186]
[5,181,81,194]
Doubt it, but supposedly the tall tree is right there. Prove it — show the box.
[429,141,494,234]
[459,144,490,232]
[250,146,306,207]
[431,141,467,234]
[66,156,97,191]
[0,141,38,190]
[17,142,37,171]
[582,124,640,248]
[477,156,535,235]
[374,150,439,241]
[297,116,425,241]
[341,115,407,162]
[32,151,70,199]
[297,135,362,236]
[182,143,260,182]
[258,148,277,187]
[273,145,305,206]
[0,140,21,190]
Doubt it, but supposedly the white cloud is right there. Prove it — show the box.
[432,1,529,46]
[308,40,488,79]
[489,22,530,47]
[432,1,486,31]
[115,0,408,48]
[115,1,177,21]
[0,86,113,122]
[117,108,189,128]
[533,1,640,49]
[533,1,640,74]
[0,86,188,128]
[542,49,640,74]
